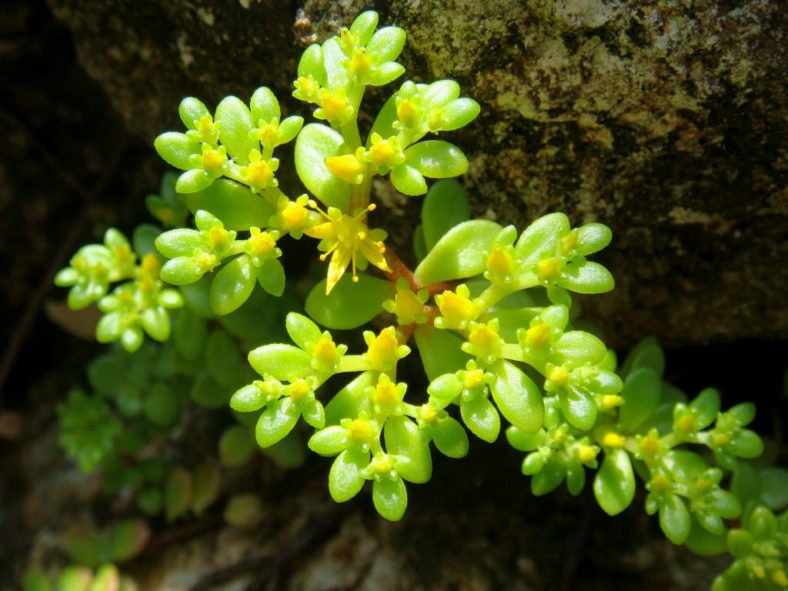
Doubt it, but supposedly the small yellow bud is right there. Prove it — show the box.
[524,323,552,349]
[197,115,216,140]
[547,366,569,389]
[374,380,401,408]
[260,123,279,146]
[196,252,218,272]
[140,253,160,275]
[350,49,371,77]
[463,368,486,391]
[639,434,660,455]
[248,230,276,257]
[711,432,730,446]
[348,419,373,443]
[325,154,365,184]
[676,414,696,432]
[209,226,230,248]
[468,323,502,361]
[247,159,275,188]
[561,231,578,253]
[600,394,623,410]
[397,99,419,124]
[693,478,713,493]
[368,138,398,167]
[280,201,309,231]
[313,337,338,366]
[201,148,225,173]
[577,445,597,463]
[602,431,626,448]
[553,430,568,445]
[649,473,671,492]
[370,454,393,475]
[420,404,438,423]
[486,246,514,281]
[427,108,444,130]
[537,257,561,280]
[365,327,402,371]
[320,90,350,121]
[289,379,311,401]
[436,288,476,329]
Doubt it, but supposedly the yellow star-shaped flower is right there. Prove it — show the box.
[305,203,391,294]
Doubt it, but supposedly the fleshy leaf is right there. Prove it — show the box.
[421,179,470,252]
[593,448,635,515]
[329,448,368,502]
[372,476,408,521]
[560,261,615,294]
[414,326,469,381]
[294,123,351,210]
[404,141,468,178]
[210,255,257,316]
[515,213,570,265]
[660,494,691,544]
[255,397,301,447]
[215,96,257,164]
[618,367,661,432]
[305,274,394,330]
[384,416,432,483]
[559,387,597,431]
[154,132,200,170]
[460,395,500,443]
[248,344,312,381]
[184,179,275,231]
[488,360,544,434]
[414,219,502,285]
[431,416,469,458]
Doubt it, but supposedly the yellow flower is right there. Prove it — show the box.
[305,202,391,294]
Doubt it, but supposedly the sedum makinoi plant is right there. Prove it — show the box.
[49,10,788,590]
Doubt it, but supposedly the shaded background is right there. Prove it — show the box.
[1,0,786,589]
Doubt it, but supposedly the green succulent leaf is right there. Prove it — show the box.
[560,261,615,294]
[154,132,200,170]
[618,367,661,432]
[257,257,285,296]
[593,448,635,515]
[414,326,469,381]
[390,163,427,195]
[414,219,502,285]
[329,448,369,502]
[165,466,192,522]
[460,394,500,443]
[250,86,280,122]
[431,416,469,458]
[219,425,256,467]
[515,213,570,265]
[305,273,394,330]
[531,456,567,496]
[404,140,468,178]
[421,179,471,252]
[308,426,349,456]
[215,96,257,164]
[255,397,301,448]
[248,344,312,381]
[559,387,598,431]
[210,256,257,316]
[659,494,691,544]
[576,223,612,256]
[184,179,275,231]
[190,460,222,515]
[294,123,351,210]
[372,476,408,521]
[488,360,544,434]
[384,416,432,483]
